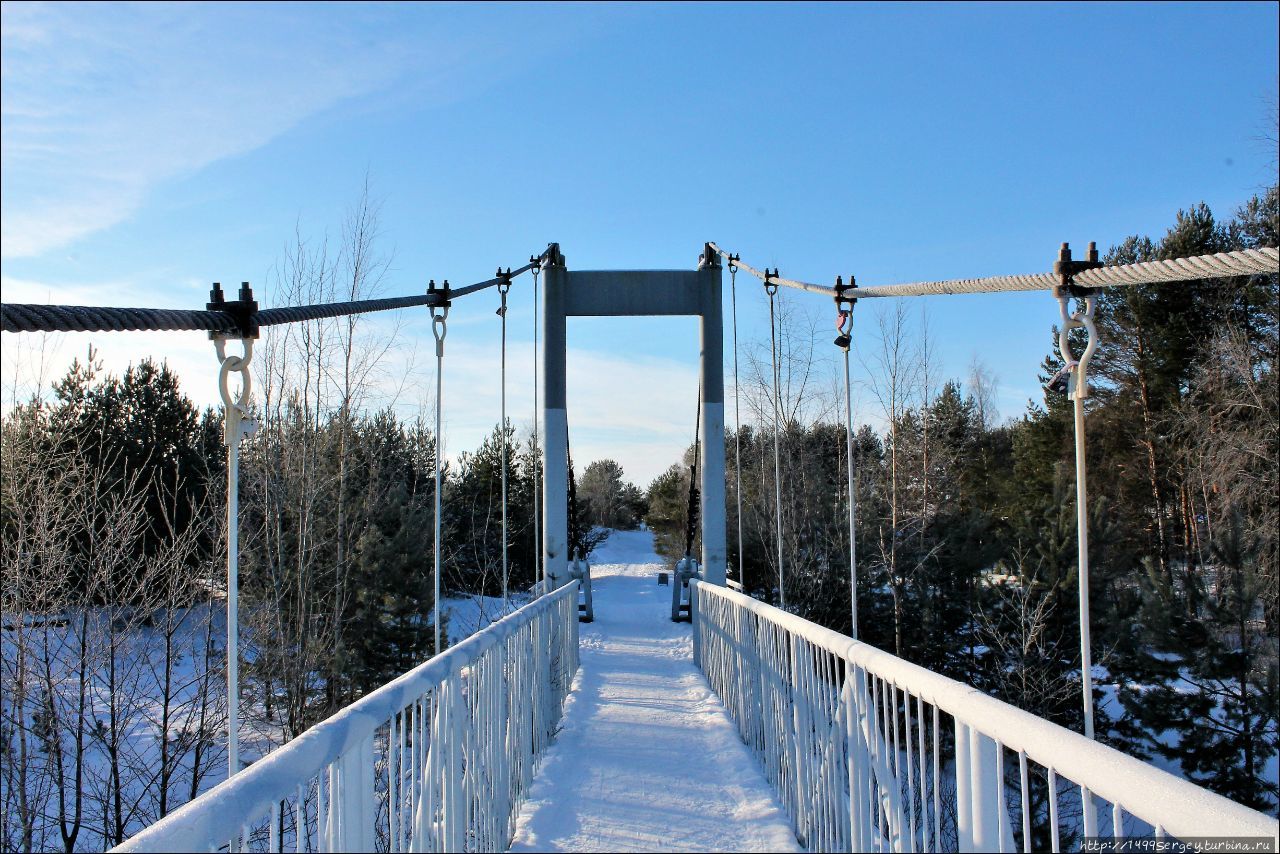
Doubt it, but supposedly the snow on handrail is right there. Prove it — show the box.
[115,582,580,853]
[691,580,1277,852]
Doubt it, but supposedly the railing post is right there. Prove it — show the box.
[570,558,593,622]
[845,667,871,853]
[334,732,376,852]
[444,674,465,852]
[691,581,702,668]
[969,729,1004,853]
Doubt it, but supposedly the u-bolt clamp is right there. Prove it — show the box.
[1053,242,1102,400]
[727,252,740,275]
[214,336,256,445]
[763,267,779,297]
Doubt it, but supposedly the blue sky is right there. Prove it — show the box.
[2,2,1277,485]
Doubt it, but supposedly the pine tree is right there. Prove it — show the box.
[579,459,644,530]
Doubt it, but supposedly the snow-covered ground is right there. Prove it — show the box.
[509,529,801,853]
[441,589,530,641]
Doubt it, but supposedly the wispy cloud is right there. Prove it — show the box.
[0,3,415,258]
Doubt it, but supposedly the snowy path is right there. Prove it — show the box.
[509,530,801,853]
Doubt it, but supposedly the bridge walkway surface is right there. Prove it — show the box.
[509,530,801,853]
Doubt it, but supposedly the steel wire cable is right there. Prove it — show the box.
[707,243,1279,299]
[1,254,549,334]
[728,262,746,587]
[835,307,858,640]
[431,305,448,655]
[0,303,238,334]
[498,277,511,610]
[684,382,702,560]
[531,262,544,592]
[766,278,786,610]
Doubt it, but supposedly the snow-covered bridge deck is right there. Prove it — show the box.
[509,531,801,853]
[116,528,1277,853]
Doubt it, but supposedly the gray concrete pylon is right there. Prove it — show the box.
[538,245,726,590]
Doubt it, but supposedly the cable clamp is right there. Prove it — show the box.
[1053,241,1102,299]
[763,267,779,296]
[427,278,452,309]
[726,252,740,275]
[207,281,259,339]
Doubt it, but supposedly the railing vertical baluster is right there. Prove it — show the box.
[793,635,810,843]
[362,731,377,852]
[916,696,927,853]
[1113,802,1125,842]
[445,675,464,852]
[409,701,420,851]
[296,782,306,854]
[389,711,399,854]
[929,703,938,853]
[890,683,902,786]
[875,676,885,850]
[825,650,842,853]
[419,693,436,852]
[905,690,916,854]
[845,669,865,853]
[399,706,409,852]
[748,606,763,758]
[1082,784,1098,841]
[1018,751,1030,854]
[317,765,327,854]
[886,677,907,850]
[1048,768,1061,853]
[996,743,1008,854]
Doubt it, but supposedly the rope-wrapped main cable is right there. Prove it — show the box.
[707,243,1280,299]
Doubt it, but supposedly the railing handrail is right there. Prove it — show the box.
[691,580,1277,842]
[116,582,580,852]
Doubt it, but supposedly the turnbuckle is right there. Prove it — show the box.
[833,274,857,350]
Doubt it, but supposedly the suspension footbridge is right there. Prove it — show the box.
[3,241,1278,853]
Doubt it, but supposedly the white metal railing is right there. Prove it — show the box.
[116,582,581,853]
[691,581,1277,853]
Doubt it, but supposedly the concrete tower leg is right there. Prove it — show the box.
[541,250,570,590]
[698,253,726,586]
